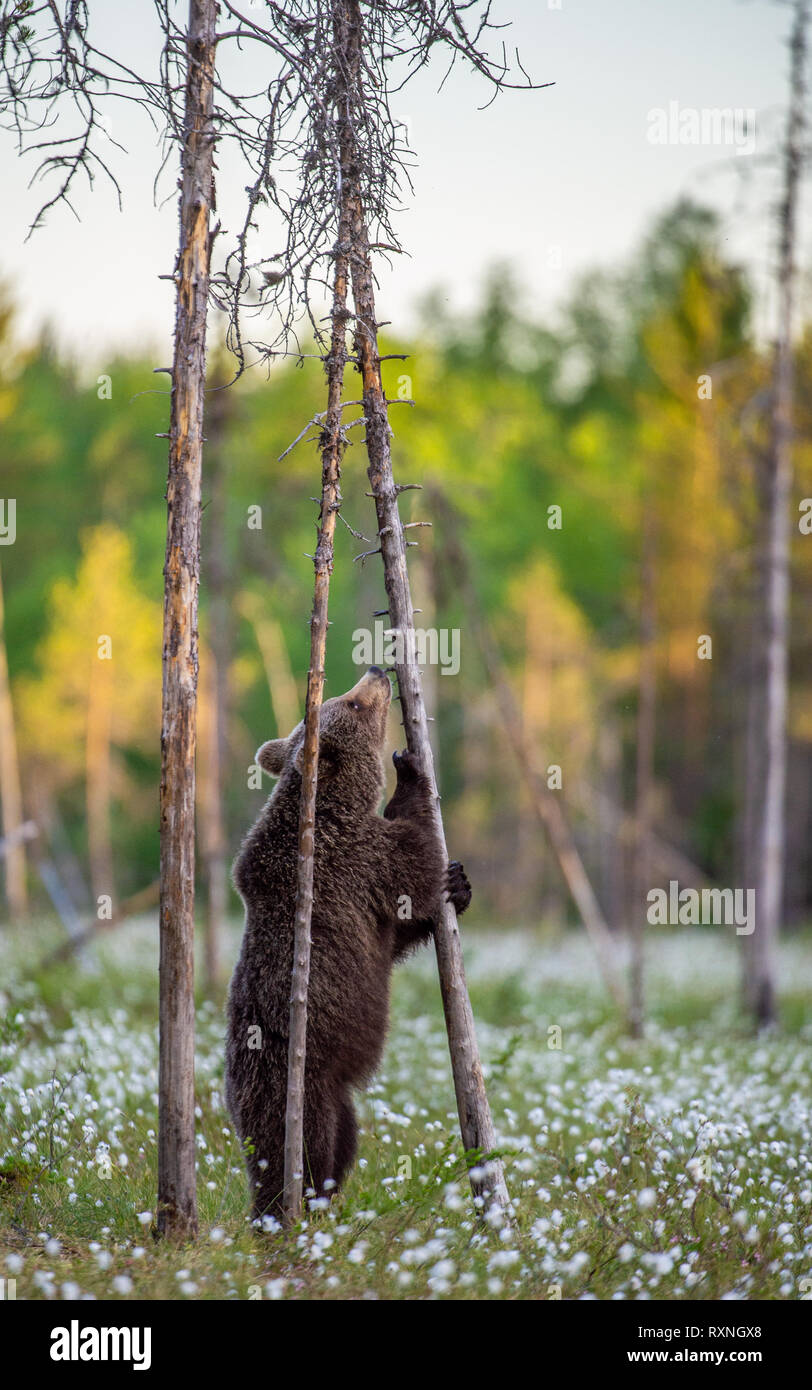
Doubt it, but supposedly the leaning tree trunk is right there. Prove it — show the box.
[338,0,510,1214]
[282,113,353,1230]
[435,492,628,1018]
[0,558,27,921]
[630,500,656,1040]
[750,0,808,1027]
[157,0,217,1240]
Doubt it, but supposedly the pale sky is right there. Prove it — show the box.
[2,0,800,367]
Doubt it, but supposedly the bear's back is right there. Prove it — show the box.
[230,793,395,1083]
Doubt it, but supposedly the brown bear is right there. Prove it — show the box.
[225,665,471,1223]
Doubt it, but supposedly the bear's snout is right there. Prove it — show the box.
[342,666,392,711]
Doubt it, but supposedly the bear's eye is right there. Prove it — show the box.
[349,700,360,710]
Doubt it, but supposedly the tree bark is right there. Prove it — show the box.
[157,0,217,1240]
[338,0,510,1213]
[0,558,27,920]
[751,0,807,1027]
[282,73,353,1228]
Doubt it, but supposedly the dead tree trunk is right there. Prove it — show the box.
[157,0,217,1240]
[338,0,510,1213]
[0,558,27,920]
[750,0,808,1027]
[282,116,353,1232]
[630,501,656,1039]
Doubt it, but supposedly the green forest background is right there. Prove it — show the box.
[2,197,812,936]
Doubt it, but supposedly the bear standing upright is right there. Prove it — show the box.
[225,665,471,1222]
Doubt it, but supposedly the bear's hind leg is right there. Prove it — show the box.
[332,1091,359,1193]
[301,1081,341,1204]
[250,1154,286,1227]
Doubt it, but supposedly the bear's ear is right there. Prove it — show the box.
[256,739,288,777]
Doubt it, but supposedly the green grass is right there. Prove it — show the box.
[1,917,811,1301]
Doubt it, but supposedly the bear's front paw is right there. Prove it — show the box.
[392,747,421,782]
[445,860,472,916]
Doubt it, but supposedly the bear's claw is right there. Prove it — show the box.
[445,860,472,915]
[392,747,421,780]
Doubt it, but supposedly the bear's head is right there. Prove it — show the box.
[256,666,392,812]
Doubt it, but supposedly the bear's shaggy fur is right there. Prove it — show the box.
[225,665,471,1221]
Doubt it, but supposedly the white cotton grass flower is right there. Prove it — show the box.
[60,1282,81,1299]
[637,1188,657,1211]
[44,1238,61,1256]
[136,1211,152,1227]
[112,1275,133,1295]
[5,1255,23,1275]
[265,1279,286,1300]
[209,1227,225,1243]
[488,1250,519,1271]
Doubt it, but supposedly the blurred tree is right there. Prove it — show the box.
[747,0,809,1026]
[15,525,160,906]
[0,291,28,919]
